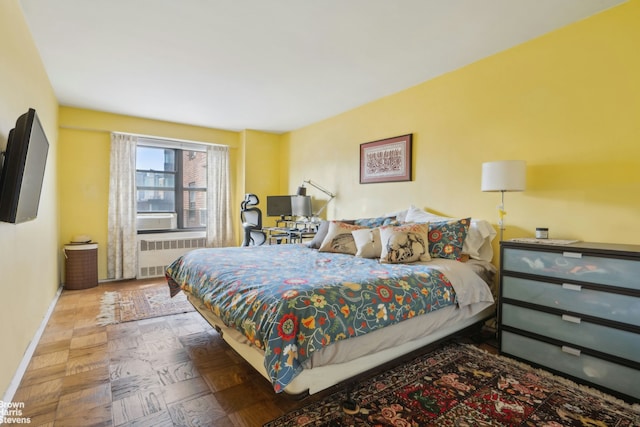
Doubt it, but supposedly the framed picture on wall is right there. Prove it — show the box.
[360,134,412,184]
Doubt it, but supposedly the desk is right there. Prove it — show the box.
[265,227,291,244]
[288,228,318,243]
[265,220,318,244]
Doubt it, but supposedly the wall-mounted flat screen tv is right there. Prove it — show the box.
[0,108,49,224]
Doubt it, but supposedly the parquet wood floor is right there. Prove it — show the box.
[12,278,497,426]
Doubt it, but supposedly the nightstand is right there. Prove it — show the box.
[499,240,640,402]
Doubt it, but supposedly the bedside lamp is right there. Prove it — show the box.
[481,160,526,241]
[296,179,336,219]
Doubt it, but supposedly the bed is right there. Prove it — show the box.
[165,209,497,396]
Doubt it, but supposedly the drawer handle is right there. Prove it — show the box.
[562,251,582,259]
[562,346,581,357]
[562,283,582,292]
[562,314,581,324]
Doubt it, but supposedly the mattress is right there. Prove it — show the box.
[167,244,495,394]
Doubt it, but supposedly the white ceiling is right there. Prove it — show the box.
[20,0,624,133]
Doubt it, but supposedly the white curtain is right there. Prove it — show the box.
[206,145,234,247]
[107,133,138,280]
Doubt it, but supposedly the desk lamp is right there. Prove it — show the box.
[296,179,336,219]
[481,160,526,241]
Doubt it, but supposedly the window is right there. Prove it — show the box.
[136,142,207,231]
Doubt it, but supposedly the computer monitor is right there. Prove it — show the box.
[266,195,293,217]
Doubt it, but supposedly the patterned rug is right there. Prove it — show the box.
[265,343,639,426]
[96,285,194,326]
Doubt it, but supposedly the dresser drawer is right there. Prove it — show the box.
[502,276,640,326]
[501,331,640,400]
[501,304,640,363]
[503,247,640,291]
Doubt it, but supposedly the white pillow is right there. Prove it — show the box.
[404,205,442,223]
[385,207,410,223]
[404,206,496,262]
[379,223,431,264]
[351,228,382,258]
[465,219,496,262]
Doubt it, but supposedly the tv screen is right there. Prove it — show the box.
[0,108,49,224]
[266,195,293,217]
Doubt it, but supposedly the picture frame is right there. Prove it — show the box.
[360,134,412,184]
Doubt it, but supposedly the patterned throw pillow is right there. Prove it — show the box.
[428,218,470,260]
[379,223,431,264]
[351,227,382,258]
[354,216,401,228]
[318,221,365,255]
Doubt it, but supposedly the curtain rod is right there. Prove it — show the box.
[59,126,230,148]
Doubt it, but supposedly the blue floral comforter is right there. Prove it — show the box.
[165,244,458,392]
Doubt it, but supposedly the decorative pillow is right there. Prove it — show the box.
[428,218,470,260]
[379,223,431,264]
[307,219,357,249]
[405,206,496,262]
[351,228,382,258]
[354,216,401,228]
[318,221,365,255]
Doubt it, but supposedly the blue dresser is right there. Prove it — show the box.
[499,240,640,402]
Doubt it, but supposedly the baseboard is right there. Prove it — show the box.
[2,285,64,403]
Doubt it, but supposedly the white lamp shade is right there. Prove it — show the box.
[481,160,526,192]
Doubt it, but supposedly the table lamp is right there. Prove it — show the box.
[481,160,526,241]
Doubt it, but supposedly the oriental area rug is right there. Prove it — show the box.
[96,285,194,326]
[265,343,640,426]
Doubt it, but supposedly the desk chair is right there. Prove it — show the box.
[240,194,266,246]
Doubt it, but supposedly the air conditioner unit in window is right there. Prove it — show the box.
[136,213,177,231]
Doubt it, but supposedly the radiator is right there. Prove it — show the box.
[137,234,206,278]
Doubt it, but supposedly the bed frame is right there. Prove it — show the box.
[187,293,495,397]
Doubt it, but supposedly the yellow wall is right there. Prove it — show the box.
[286,0,640,251]
[3,0,637,400]
[0,0,60,398]
[241,129,287,227]
[58,107,251,279]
